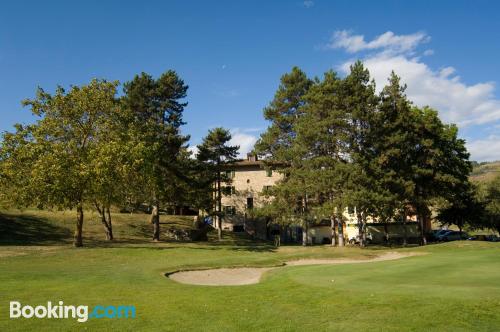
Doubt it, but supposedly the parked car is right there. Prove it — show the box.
[429,229,450,242]
[467,234,499,242]
[438,230,469,242]
[485,235,499,242]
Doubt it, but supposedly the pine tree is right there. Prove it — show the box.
[410,107,472,244]
[122,70,190,241]
[196,128,239,240]
[373,72,417,245]
[294,70,349,246]
[255,67,314,245]
[341,61,380,247]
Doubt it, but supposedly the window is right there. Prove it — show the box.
[262,185,273,192]
[266,169,273,177]
[224,206,236,215]
[224,186,236,196]
[246,197,254,209]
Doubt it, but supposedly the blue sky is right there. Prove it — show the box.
[1,0,499,161]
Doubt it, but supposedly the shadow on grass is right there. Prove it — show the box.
[0,211,276,252]
[0,213,72,245]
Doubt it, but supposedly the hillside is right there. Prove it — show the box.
[470,161,500,183]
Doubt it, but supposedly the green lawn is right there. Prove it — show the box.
[1,210,499,331]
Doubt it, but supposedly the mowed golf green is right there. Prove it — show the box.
[0,210,499,331]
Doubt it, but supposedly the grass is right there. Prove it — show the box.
[0,210,499,331]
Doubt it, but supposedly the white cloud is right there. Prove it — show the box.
[467,136,500,162]
[333,30,500,127]
[229,129,258,158]
[328,30,429,55]
[303,1,314,8]
[330,29,500,161]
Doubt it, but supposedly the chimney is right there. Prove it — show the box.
[247,153,258,162]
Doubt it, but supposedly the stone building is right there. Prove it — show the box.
[219,154,281,239]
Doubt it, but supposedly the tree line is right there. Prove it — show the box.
[1,64,498,247]
[0,71,239,246]
[254,62,498,246]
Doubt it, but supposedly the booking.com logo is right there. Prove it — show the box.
[10,301,136,323]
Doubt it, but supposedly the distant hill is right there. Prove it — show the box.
[470,161,500,183]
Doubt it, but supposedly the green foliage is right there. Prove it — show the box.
[122,70,190,207]
[256,63,475,245]
[196,128,239,237]
[0,79,122,245]
[482,175,500,233]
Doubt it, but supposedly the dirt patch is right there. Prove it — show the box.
[168,252,421,286]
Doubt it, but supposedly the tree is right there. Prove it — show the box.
[482,175,500,234]
[88,105,136,240]
[411,107,472,244]
[437,183,485,236]
[372,72,418,245]
[372,73,473,246]
[255,67,313,163]
[196,127,239,240]
[294,70,349,246]
[122,71,189,241]
[0,80,118,246]
[255,67,314,245]
[340,61,380,247]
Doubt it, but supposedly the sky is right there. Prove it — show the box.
[1,0,500,161]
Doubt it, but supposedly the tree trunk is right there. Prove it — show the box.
[357,212,365,247]
[151,204,160,241]
[418,209,427,246]
[96,203,113,241]
[338,219,345,247]
[74,204,84,247]
[402,209,407,247]
[216,170,222,241]
[106,207,113,241]
[330,215,336,246]
[302,221,308,246]
[384,223,389,244]
[457,218,463,241]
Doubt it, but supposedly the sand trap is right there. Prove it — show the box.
[285,251,419,266]
[168,252,420,286]
[169,267,274,286]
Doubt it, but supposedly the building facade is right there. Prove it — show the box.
[219,154,281,238]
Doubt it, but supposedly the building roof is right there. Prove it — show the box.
[226,153,285,168]
[230,159,265,167]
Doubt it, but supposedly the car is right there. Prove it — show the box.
[429,229,451,241]
[438,230,469,241]
[485,235,499,242]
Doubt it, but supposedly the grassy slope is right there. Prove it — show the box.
[470,161,500,183]
[0,211,499,331]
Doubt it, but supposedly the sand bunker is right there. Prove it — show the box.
[169,267,274,286]
[168,252,419,286]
